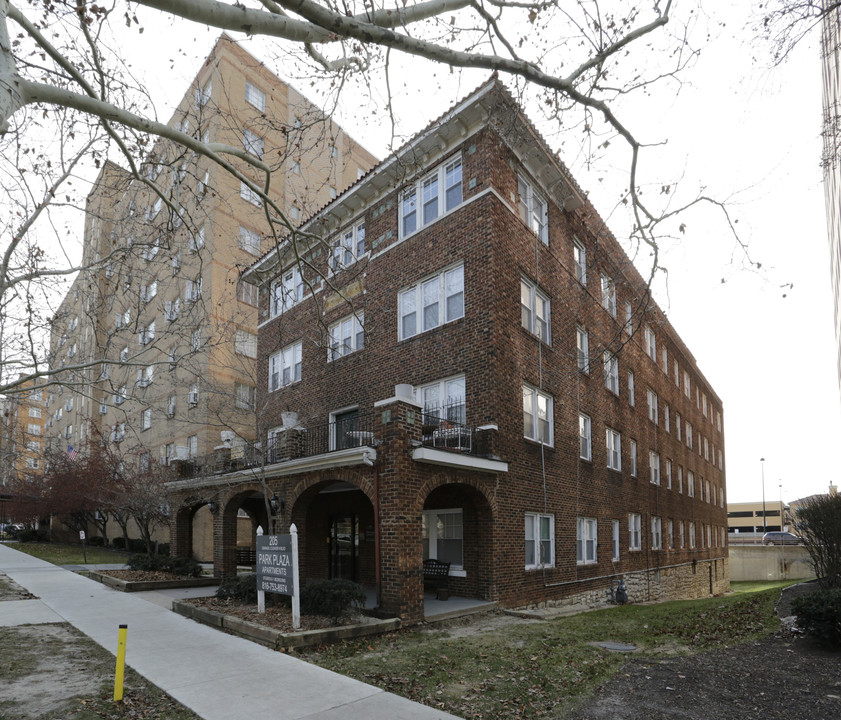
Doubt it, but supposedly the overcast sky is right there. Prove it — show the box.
[78,5,841,505]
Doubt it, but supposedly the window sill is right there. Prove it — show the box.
[525,565,555,572]
[523,437,554,450]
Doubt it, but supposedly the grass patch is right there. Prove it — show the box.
[302,588,783,719]
[11,542,129,566]
[729,580,798,594]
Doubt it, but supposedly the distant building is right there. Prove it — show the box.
[167,78,729,623]
[726,500,786,542]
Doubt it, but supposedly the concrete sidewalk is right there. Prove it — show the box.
[0,544,457,719]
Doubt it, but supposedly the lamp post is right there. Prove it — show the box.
[760,457,767,539]
[779,483,786,579]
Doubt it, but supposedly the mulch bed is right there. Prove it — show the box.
[98,569,195,583]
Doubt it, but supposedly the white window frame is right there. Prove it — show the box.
[271,267,304,317]
[628,371,635,406]
[573,237,586,284]
[245,81,265,111]
[630,440,638,477]
[520,277,550,342]
[683,370,691,398]
[664,404,670,432]
[517,174,548,243]
[688,470,695,498]
[649,451,660,485]
[525,512,555,569]
[612,520,620,561]
[398,263,464,340]
[601,275,617,317]
[240,181,262,206]
[579,413,592,461]
[522,384,553,446]
[576,325,589,373]
[651,516,662,550]
[604,352,619,395]
[238,226,261,255]
[328,314,364,361]
[666,459,673,489]
[644,324,656,360]
[330,221,366,272]
[667,519,674,549]
[269,341,302,391]
[629,513,642,551]
[689,522,696,549]
[235,330,258,359]
[415,375,466,425]
[576,517,598,565]
[423,508,464,572]
[243,128,264,159]
[237,281,259,307]
[234,382,256,410]
[141,408,152,431]
[400,155,463,238]
[647,389,658,424]
[606,427,621,471]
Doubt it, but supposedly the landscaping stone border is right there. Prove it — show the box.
[86,570,220,592]
[172,599,401,650]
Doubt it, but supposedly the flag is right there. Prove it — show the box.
[67,445,79,461]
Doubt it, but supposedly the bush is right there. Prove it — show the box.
[16,528,44,543]
[300,579,365,623]
[169,556,202,577]
[112,537,126,550]
[126,553,170,572]
[216,573,259,604]
[86,536,105,547]
[795,494,841,589]
[792,588,841,648]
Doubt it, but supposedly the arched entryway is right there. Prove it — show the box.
[217,489,272,575]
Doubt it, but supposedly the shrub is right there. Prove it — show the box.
[795,494,841,589]
[17,528,44,543]
[86,536,105,547]
[170,556,202,577]
[300,579,365,623]
[126,553,170,572]
[216,573,259,604]
[112,537,126,550]
[792,588,841,648]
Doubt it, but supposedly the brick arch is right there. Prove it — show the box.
[415,473,498,516]
[286,467,375,513]
[216,483,273,577]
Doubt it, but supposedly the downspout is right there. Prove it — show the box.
[373,463,381,607]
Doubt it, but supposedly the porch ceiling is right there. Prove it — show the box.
[411,447,508,474]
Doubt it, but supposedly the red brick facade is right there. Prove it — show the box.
[169,80,728,623]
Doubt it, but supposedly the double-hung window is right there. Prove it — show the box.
[328,314,364,360]
[245,81,265,111]
[647,389,658,424]
[649,451,660,485]
[666,459,673,489]
[573,238,586,284]
[629,513,642,551]
[243,129,264,159]
[235,383,256,410]
[522,384,553,446]
[271,267,304,317]
[520,278,550,342]
[604,352,619,395]
[525,513,554,569]
[644,325,656,359]
[687,470,695,498]
[238,227,261,255]
[579,413,592,461]
[398,264,464,339]
[651,517,662,550]
[630,440,638,476]
[240,181,262,206]
[606,427,621,470]
[517,175,548,243]
[416,376,466,425]
[269,341,302,391]
[423,509,463,570]
[235,330,258,358]
[576,325,589,373]
[401,156,462,237]
[141,408,152,431]
[601,275,617,316]
[576,517,597,565]
[612,520,621,561]
[331,221,366,271]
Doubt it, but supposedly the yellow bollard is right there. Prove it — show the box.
[113,624,128,702]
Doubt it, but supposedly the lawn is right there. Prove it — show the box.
[302,587,784,719]
[10,542,130,565]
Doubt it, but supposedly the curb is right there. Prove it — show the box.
[86,570,221,592]
[172,599,401,650]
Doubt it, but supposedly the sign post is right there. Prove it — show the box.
[80,530,87,564]
[255,528,300,630]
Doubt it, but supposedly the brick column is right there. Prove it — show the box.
[374,387,425,624]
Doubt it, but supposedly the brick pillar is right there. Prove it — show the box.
[171,499,193,559]
[374,389,425,624]
[213,496,238,579]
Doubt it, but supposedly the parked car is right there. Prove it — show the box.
[761,531,802,546]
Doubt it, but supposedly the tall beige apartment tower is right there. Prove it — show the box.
[46,35,377,475]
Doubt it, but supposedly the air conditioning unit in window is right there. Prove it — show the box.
[137,378,150,388]
[187,391,199,406]
[99,404,108,414]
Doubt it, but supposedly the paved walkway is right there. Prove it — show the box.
[0,544,457,719]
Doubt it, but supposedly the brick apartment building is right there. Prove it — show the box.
[167,78,729,622]
[45,36,375,549]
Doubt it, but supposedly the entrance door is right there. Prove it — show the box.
[329,515,357,581]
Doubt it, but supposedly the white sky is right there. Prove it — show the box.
[60,5,841,505]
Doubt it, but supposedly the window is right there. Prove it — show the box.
[245,81,265,111]
[330,221,366,271]
[164,443,175,465]
[612,520,620,561]
[114,385,126,406]
[679,521,685,548]
[667,519,674,549]
[601,275,617,316]
[28,407,42,418]
[187,435,198,457]
[141,281,157,303]
[517,175,548,243]
[189,226,205,253]
[191,328,201,352]
[664,404,670,432]
[235,330,258,358]
[689,522,696,549]
[647,389,658,424]
[573,238,586,284]
[166,395,176,418]
[624,301,633,334]
[579,413,592,461]
[243,129,264,159]
[238,227,261,255]
[666,459,672,489]
[188,383,200,407]
[706,479,711,504]
[269,341,302,391]
[649,451,660,485]
[683,370,691,398]
[606,427,621,470]
[235,383,256,410]
[523,385,553,446]
[172,250,182,274]
[196,79,212,107]
[197,171,210,196]
[576,518,598,565]
[662,346,669,372]
[686,421,693,449]
[628,371,635,406]
[416,376,466,425]
[27,423,41,436]
[164,298,180,322]
[702,394,708,418]
[401,156,462,237]
[328,314,364,360]
[644,325,656,359]
[139,320,155,345]
[704,437,710,461]
[678,465,684,494]
[137,365,154,387]
[629,513,641,551]
[630,440,638,477]
[604,352,619,395]
[576,325,589,373]
[525,513,554,569]
[26,457,39,470]
[141,408,152,431]
[674,359,680,386]
[237,281,259,306]
[687,470,695,498]
[676,413,682,441]
[398,264,464,339]
[520,278,550,342]
[651,517,662,550]
[423,509,463,569]
[185,277,202,302]
[271,267,304,317]
[289,205,300,220]
[240,181,262,206]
